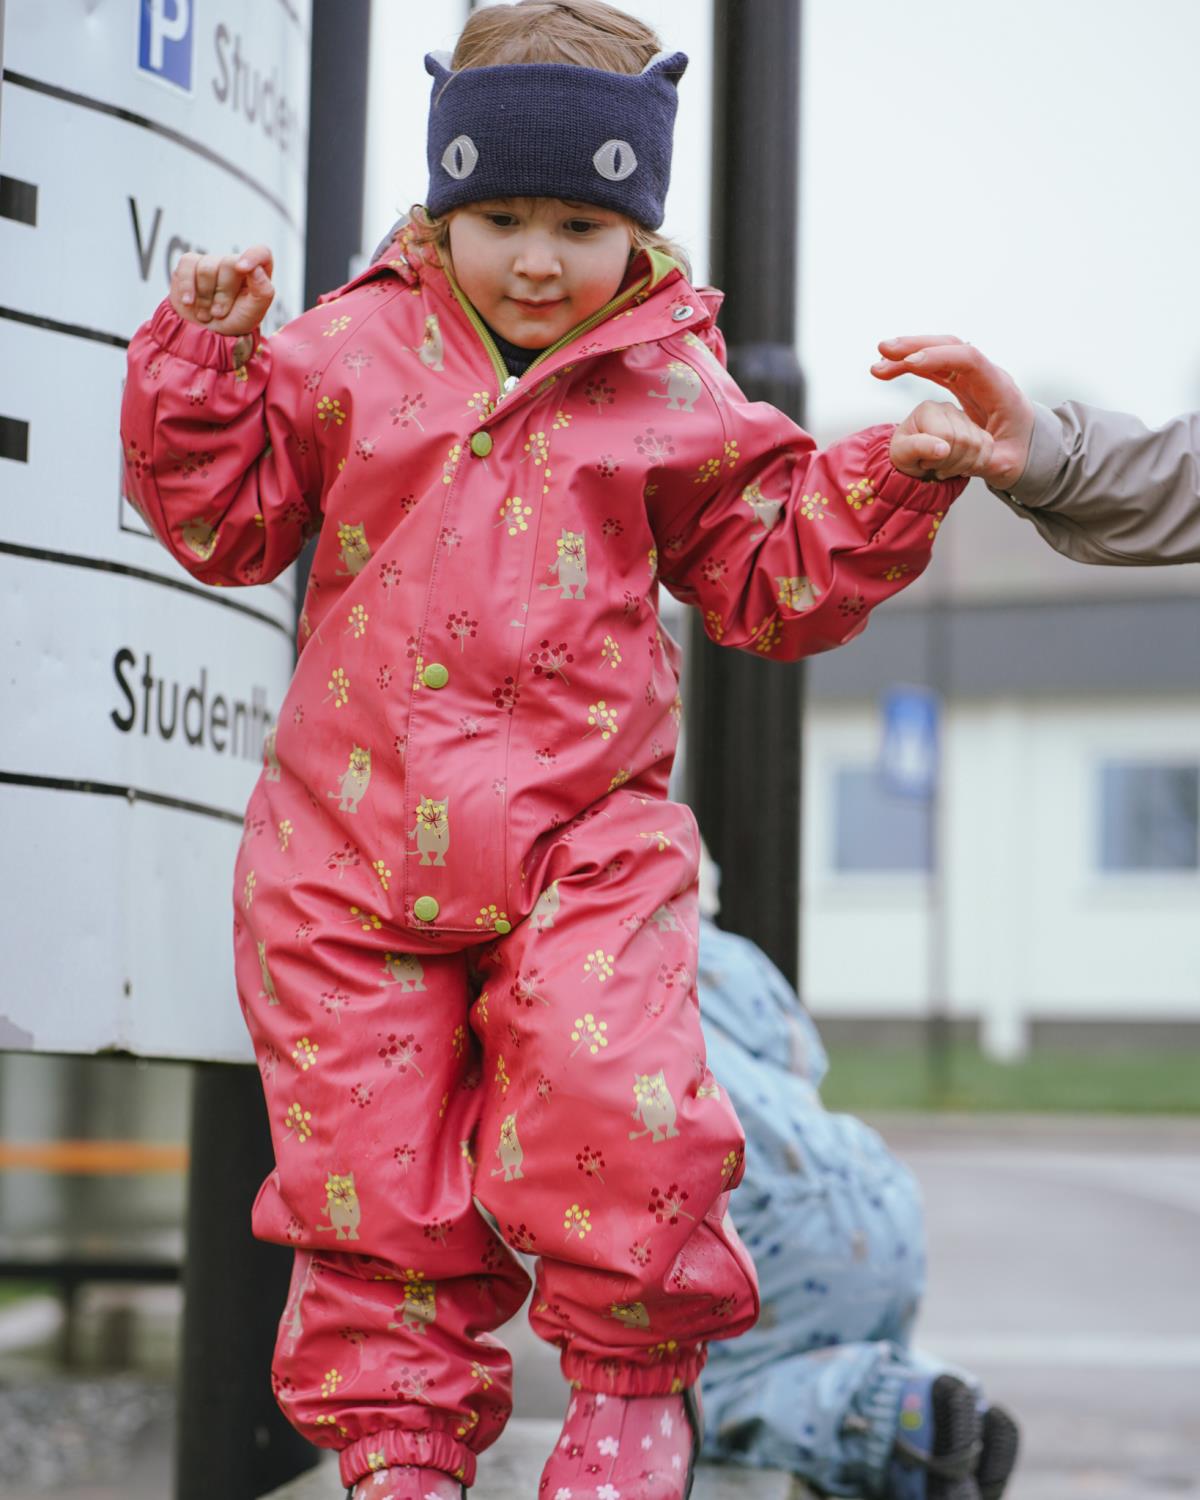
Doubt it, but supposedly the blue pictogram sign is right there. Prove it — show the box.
[880,686,939,798]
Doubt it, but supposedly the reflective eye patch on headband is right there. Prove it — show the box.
[423,50,688,230]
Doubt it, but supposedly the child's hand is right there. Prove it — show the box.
[890,399,993,482]
[873,336,1037,490]
[168,245,275,336]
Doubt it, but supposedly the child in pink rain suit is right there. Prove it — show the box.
[120,4,984,1495]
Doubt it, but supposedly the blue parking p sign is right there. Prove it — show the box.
[880,686,939,798]
[138,0,195,94]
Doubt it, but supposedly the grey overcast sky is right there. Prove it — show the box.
[800,0,1200,434]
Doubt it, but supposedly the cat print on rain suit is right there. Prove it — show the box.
[120,224,962,1490]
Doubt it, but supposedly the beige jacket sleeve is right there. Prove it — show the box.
[990,401,1200,565]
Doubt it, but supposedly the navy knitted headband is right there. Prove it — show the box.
[423,49,688,229]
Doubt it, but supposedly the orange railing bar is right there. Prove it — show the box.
[0,1141,189,1174]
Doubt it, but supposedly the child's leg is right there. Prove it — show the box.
[697,1100,926,1488]
[234,918,531,1492]
[705,1345,1012,1500]
[472,792,758,1397]
[702,1340,914,1496]
[698,1019,1016,1499]
[699,1093,927,1376]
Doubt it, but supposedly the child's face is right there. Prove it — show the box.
[447,198,634,350]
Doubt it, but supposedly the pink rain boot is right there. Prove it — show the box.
[348,1467,464,1500]
[538,1388,703,1500]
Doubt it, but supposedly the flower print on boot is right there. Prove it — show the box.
[539,1388,702,1500]
[349,1465,463,1500]
[886,1375,1018,1500]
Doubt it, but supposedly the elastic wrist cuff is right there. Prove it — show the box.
[146,298,255,372]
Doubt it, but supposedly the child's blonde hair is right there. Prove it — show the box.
[412,0,691,278]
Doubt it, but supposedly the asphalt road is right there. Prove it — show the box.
[877,1115,1200,1499]
[2,1115,1197,1498]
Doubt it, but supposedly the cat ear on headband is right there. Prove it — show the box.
[640,50,688,85]
[424,50,454,95]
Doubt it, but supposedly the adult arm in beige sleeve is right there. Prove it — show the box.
[992,401,1200,566]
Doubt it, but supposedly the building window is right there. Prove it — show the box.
[832,766,933,872]
[1099,762,1199,872]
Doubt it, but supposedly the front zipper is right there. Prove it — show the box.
[441,262,510,395]
[441,261,653,408]
[521,274,651,383]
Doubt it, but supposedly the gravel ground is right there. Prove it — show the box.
[0,1371,174,1494]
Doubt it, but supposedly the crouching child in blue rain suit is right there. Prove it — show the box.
[695,913,1020,1500]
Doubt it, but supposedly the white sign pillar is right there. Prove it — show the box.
[0,0,312,1061]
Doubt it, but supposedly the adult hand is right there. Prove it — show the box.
[873,336,1036,490]
[169,245,275,337]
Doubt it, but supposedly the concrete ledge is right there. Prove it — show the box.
[264,1418,809,1499]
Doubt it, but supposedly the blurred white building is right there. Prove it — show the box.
[803,479,1200,1057]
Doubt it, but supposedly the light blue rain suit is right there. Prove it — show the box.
[697,920,948,1497]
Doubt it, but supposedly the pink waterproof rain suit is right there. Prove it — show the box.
[120,227,963,1488]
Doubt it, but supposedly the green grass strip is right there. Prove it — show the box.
[819,1044,1200,1113]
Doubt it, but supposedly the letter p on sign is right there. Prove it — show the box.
[138,0,194,93]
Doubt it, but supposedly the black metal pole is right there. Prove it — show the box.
[176,5,371,1496]
[297,0,372,603]
[686,0,805,987]
[176,1066,318,1500]
[304,0,372,310]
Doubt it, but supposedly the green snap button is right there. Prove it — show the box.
[469,430,493,458]
[413,895,439,923]
[494,918,512,935]
[422,662,449,690]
